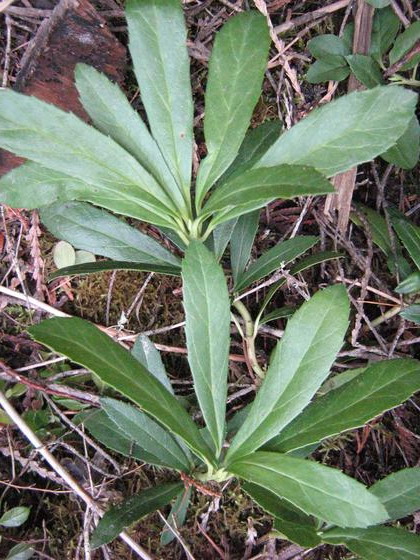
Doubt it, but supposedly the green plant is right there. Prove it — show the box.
[27,241,420,557]
[0,0,417,280]
[0,506,34,559]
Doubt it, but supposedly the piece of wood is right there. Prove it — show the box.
[0,0,126,175]
[324,0,374,234]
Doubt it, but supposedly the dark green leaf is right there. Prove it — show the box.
[225,285,349,462]
[400,305,420,324]
[366,0,391,7]
[126,0,193,197]
[49,260,180,280]
[203,165,334,224]
[160,487,191,545]
[101,398,190,471]
[75,64,187,214]
[41,201,180,266]
[381,117,420,170]
[306,59,350,83]
[389,21,420,71]
[370,467,420,520]
[183,242,230,455]
[255,86,418,177]
[212,218,238,261]
[242,482,320,548]
[229,452,388,528]
[29,318,214,465]
[259,306,295,326]
[318,367,365,396]
[351,204,393,255]
[266,358,420,454]
[308,34,350,60]
[370,7,400,58]
[91,483,183,548]
[195,12,270,206]
[231,211,260,284]
[390,209,420,271]
[321,526,420,559]
[235,235,318,293]
[220,121,282,184]
[395,271,420,294]
[346,54,383,88]
[0,91,179,223]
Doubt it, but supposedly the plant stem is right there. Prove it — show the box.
[0,390,154,560]
[232,300,265,379]
[370,304,402,328]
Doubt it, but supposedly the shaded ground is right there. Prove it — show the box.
[0,0,419,558]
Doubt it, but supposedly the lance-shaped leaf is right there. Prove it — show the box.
[230,211,260,284]
[321,526,420,560]
[41,202,180,267]
[370,6,400,59]
[101,398,190,471]
[212,218,238,261]
[29,317,214,465]
[242,482,321,548]
[126,0,193,197]
[0,90,179,217]
[229,452,388,528]
[75,64,188,214]
[389,208,420,271]
[182,242,230,455]
[132,335,173,393]
[160,486,191,545]
[266,358,420,454]
[203,165,334,223]
[220,121,282,184]
[49,260,180,280]
[370,467,420,520]
[234,235,318,293]
[225,285,349,462]
[255,86,418,177]
[195,12,270,207]
[91,483,183,548]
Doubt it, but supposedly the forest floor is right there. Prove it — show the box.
[0,0,419,558]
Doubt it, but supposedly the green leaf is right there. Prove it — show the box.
[225,285,349,462]
[29,317,214,465]
[351,204,393,255]
[203,165,334,224]
[101,398,190,471]
[182,242,230,455]
[390,209,420,271]
[381,116,420,170]
[212,218,238,261]
[318,367,365,396]
[395,271,420,294]
[266,358,420,454]
[255,86,418,177]
[126,0,193,197]
[259,306,295,326]
[229,452,388,528]
[230,211,260,284]
[75,64,187,214]
[195,12,270,207]
[389,21,420,71]
[400,304,420,324]
[53,241,75,269]
[83,409,164,463]
[235,235,318,293]
[242,482,321,548]
[306,59,351,83]
[74,250,96,265]
[366,0,391,7]
[160,486,191,546]
[0,507,30,528]
[5,543,35,560]
[370,467,420,520]
[321,526,420,559]
[370,7,400,58]
[346,54,383,88]
[132,335,173,393]
[220,121,282,184]
[49,260,180,280]
[91,483,183,549]
[308,34,350,60]
[41,202,180,267]
[0,91,179,222]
